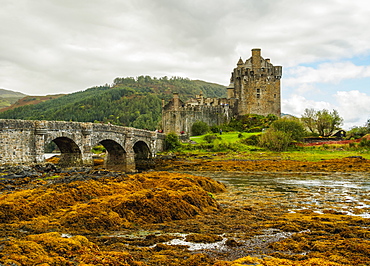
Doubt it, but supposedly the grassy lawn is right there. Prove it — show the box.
[182,131,370,161]
[190,131,259,144]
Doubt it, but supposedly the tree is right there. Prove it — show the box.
[301,108,316,133]
[191,121,209,136]
[347,118,370,139]
[164,132,181,151]
[301,108,343,137]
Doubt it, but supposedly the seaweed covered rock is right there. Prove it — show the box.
[0,232,142,265]
[0,171,225,234]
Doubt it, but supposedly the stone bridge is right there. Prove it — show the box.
[0,119,166,172]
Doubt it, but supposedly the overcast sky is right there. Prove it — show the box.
[1,0,370,129]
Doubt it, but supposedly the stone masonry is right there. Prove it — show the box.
[0,119,165,172]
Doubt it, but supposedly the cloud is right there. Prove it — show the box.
[285,62,370,87]
[282,94,333,117]
[334,90,370,127]
[1,0,370,127]
[2,0,370,92]
[282,90,370,130]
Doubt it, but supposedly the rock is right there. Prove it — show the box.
[225,239,242,247]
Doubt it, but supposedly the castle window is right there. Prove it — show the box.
[256,89,260,93]
[274,94,276,98]
[257,94,260,99]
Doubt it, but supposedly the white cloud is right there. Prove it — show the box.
[282,94,333,117]
[1,0,370,94]
[282,90,370,129]
[1,0,370,126]
[334,90,370,128]
[284,62,370,87]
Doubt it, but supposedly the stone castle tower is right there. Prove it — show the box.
[227,48,282,116]
[162,49,282,135]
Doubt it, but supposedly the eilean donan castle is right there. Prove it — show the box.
[162,48,282,134]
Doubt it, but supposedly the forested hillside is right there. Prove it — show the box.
[0,76,226,130]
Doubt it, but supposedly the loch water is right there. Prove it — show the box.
[187,171,370,218]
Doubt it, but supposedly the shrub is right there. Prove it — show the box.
[258,130,293,151]
[191,121,209,136]
[210,125,220,133]
[241,134,260,146]
[246,126,263,133]
[211,140,239,152]
[359,138,370,148]
[270,118,307,141]
[349,142,357,149]
[321,144,330,150]
[203,134,221,143]
[164,132,181,151]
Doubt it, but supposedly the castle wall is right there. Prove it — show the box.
[241,75,281,116]
[162,105,234,135]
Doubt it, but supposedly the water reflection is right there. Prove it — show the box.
[185,171,370,218]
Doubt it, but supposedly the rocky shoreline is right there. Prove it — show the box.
[0,158,368,265]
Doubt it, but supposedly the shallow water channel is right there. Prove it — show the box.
[187,171,370,218]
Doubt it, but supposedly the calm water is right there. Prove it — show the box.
[186,171,370,218]
[44,153,60,159]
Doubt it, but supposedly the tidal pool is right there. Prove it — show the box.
[186,171,370,218]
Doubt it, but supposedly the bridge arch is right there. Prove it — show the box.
[98,139,129,171]
[133,140,152,159]
[133,140,153,170]
[48,137,83,167]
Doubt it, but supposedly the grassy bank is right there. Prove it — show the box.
[164,132,370,162]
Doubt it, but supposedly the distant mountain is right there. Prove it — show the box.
[0,76,227,130]
[281,113,297,119]
[0,88,27,109]
[0,94,65,112]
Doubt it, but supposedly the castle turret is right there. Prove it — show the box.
[237,57,244,67]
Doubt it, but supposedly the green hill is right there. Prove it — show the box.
[0,76,226,130]
[0,89,27,109]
